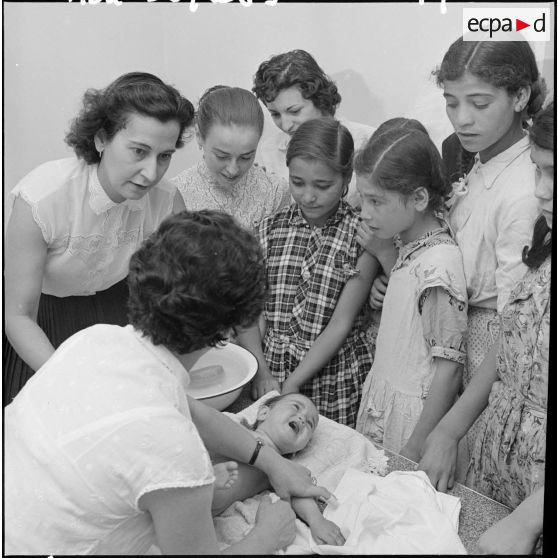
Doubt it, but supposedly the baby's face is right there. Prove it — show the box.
[259,394,319,454]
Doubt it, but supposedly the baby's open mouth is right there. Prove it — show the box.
[288,420,300,434]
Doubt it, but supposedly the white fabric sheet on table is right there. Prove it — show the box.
[312,468,466,554]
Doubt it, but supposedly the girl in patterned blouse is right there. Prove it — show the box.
[354,125,468,460]
[172,85,290,231]
[419,101,553,555]
[237,118,379,427]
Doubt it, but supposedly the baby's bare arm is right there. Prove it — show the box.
[291,497,345,546]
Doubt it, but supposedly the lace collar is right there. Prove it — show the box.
[470,135,531,191]
[396,219,453,262]
[288,200,350,229]
[196,160,249,196]
[88,165,146,215]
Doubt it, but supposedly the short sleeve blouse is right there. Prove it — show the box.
[447,136,538,312]
[4,324,214,555]
[8,157,176,297]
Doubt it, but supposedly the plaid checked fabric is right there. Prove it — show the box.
[258,201,373,427]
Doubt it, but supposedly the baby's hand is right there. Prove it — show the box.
[251,371,280,400]
[310,517,346,546]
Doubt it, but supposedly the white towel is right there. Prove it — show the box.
[303,468,466,555]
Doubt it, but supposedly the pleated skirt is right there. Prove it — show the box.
[3,278,129,406]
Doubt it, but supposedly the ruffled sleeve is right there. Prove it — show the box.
[419,286,467,364]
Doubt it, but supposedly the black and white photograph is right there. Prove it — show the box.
[3,0,555,555]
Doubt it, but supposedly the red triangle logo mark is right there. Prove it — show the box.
[516,19,530,31]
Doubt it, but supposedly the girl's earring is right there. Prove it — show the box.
[98,149,103,159]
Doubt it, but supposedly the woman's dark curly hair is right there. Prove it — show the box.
[65,72,195,164]
[434,38,545,119]
[523,101,554,269]
[128,210,268,355]
[354,127,448,212]
[253,50,341,116]
[286,117,354,193]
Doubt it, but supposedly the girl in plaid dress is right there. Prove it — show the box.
[237,118,379,427]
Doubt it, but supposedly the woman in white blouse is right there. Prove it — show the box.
[5,210,332,555]
[4,72,192,404]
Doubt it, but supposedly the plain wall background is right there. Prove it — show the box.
[3,1,554,218]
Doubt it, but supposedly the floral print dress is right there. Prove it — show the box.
[466,256,550,509]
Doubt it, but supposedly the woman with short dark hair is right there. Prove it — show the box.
[4,72,194,404]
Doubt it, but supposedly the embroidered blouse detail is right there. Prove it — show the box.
[173,160,290,230]
[8,157,176,297]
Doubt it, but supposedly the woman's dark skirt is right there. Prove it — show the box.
[3,278,129,406]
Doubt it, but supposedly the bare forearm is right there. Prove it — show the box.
[291,496,323,527]
[436,341,500,440]
[476,487,544,554]
[512,487,545,537]
[286,318,352,388]
[5,315,55,372]
[405,359,462,454]
[189,395,270,465]
[236,323,268,375]
[287,253,377,389]
[375,247,397,278]
[223,525,278,555]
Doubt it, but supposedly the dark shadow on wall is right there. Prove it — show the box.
[331,69,385,128]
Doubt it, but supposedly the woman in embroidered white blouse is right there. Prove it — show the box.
[4,72,192,405]
[172,85,290,231]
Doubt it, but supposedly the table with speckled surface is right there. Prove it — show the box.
[225,384,511,554]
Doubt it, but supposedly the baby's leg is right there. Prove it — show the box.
[211,460,271,516]
[213,461,239,490]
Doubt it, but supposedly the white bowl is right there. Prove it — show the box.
[187,343,257,411]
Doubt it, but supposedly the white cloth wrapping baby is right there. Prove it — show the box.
[213,392,466,554]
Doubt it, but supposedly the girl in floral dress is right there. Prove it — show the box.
[354,125,468,460]
[419,101,553,554]
[237,118,378,427]
[173,86,290,230]
[436,38,545,459]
